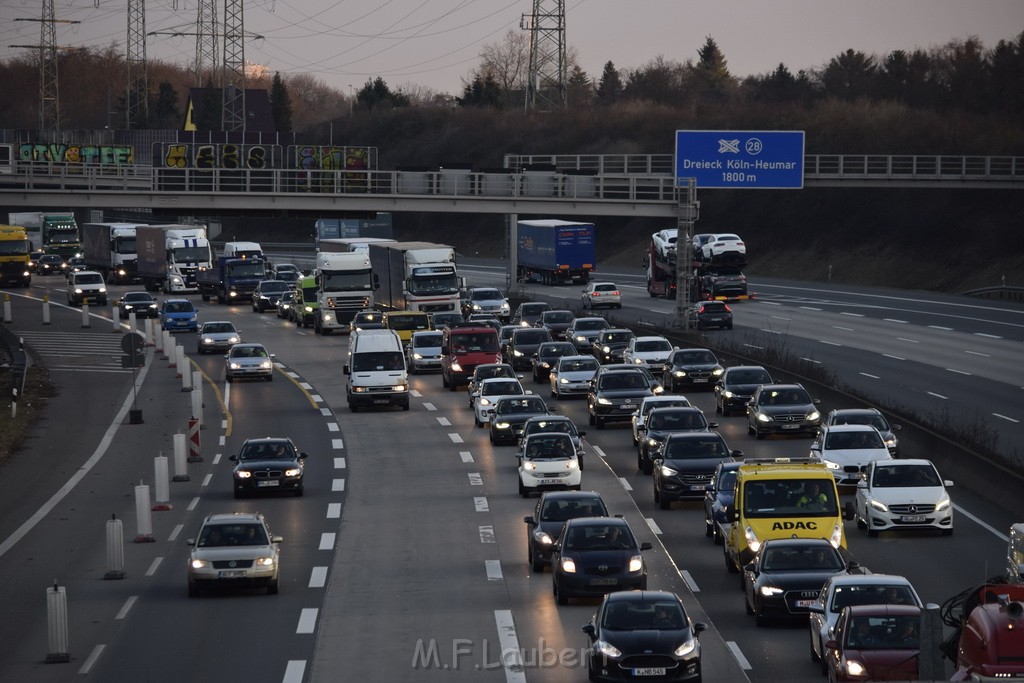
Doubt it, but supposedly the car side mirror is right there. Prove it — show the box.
[944,480,954,487]
[732,449,743,458]
[743,562,756,573]
[824,639,837,650]
[343,365,350,375]
[891,424,902,431]
[271,535,284,543]
[807,605,824,614]
[708,421,719,429]
[228,455,238,461]
[693,622,708,635]
[186,538,195,546]
[856,479,867,488]
[581,624,596,638]
[299,452,309,459]
[524,516,536,525]
[640,542,653,551]
[577,430,587,438]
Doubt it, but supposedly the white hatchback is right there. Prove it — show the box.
[517,433,582,497]
[473,377,527,427]
[810,424,892,488]
[854,459,954,537]
[622,336,674,374]
[581,282,621,309]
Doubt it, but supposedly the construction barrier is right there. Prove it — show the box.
[187,418,202,462]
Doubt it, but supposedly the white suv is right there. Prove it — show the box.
[622,336,674,373]
[854,459,954,537]
[67,270,107,307]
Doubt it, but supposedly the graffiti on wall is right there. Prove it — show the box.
[294,146,372,192]
[161,144,276,170]
[19,143,134,165]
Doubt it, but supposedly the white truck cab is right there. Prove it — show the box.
[223,241,264,260]
[343,329,409,412]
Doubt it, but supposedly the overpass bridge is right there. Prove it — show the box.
[0,153,1020,218]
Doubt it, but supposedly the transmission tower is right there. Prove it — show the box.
[222,0,246,132]
[12,0,80,132]
[195,0,219,85]
[523,0,567,111]
[126,0,149,129]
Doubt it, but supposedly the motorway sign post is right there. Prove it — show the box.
[675,130,805,189]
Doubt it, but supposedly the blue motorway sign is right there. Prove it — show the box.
[675,130,805,189]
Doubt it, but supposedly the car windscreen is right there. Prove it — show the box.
[830,585,918,613]
[514,331,548,344]
[743,479,838,517]
[413,333,442,348]
[636,340,671,352]
[598,373,647,390]
[594,284,617,292]
[521,304,550,314]
[663,437,728,459]
[825,430,885,450]
[230,346,268,358]
[199,523,268,547]
[471,289,502,300]
[602,332,632,343]
[760,545,843,572]
[871,464,941,487]
[498,398,546,414]
[476,366,515,381]
[540,497,605,522]
[482,381,521,395]
[759,389,811,405]
[387,315,429,330]
[559,358,598,372]
[202,323,235,333]
[239,442,296,459]
[648,410,705,431]
[525,420,576,436]
[522,434,573,457]
[833,413,889,431]
[123,293,153,303]
[165,302,194,313]
[76,273,104,285]
[562,524,634,550]
[729,369,772,384]
[259,281,290,293]
[642,399,689,416]
[451,333,500,353]
[539,344,576,357]
[675,351,716,364]
[602,602,686,631]
[574,320,607,331]
[544,312,573,323]
[351,351,404,371]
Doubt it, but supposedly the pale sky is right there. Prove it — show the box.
[2,1,1022,96]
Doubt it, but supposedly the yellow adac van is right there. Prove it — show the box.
[724,457,854,574]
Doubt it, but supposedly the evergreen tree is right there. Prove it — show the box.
[151,81,181,129]
[458,73,502,107]
[196,79,222,130]
[270,72,294,132]
[566,65,594,106]
[595,61,623,103]
[694,35,734,100]
[356,77,410,110]
[820,49,877,100]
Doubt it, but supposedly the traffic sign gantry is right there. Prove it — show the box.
[675,130,805,189]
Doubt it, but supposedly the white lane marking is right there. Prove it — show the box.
[331,438,344,449]
[78,644,106,674]
[840,312,865,317]
[286,372,300,379]
[187,496,200,511]
[726,642,752,669]
[319,533,336,551]
[327,423,339,432]
[423,402,437,411]
[832,325,854,331]
[993,413,1020,424]
[800,357,822,364]
[448,433,464,443]
[146,557,162,576]
[0,355,152,560]
[761,301,781,307]
[927,391,948,400]
[327,503,341,518]
[223,383,230,411]
[619,478,633,491]
[319,407,332,416]
[975,332,1001,339]
[332,479,345,492]
[437,417,452,426]
[771,315,791,321]
[299,382,312,389]
[410,390,422,397]
[965,350,991,357]
[168,524,183,542]
[221,419,228,429]
[897,337,920,343]
[219,435,225,446]
[296,609,318,634]
[485,560,503,581]
[928,325,954,331]
[202,473,212,487]
[821,340,843,347]
[883,318,908,324]
[460,451,474,463]
[283,660,307,683]
[954,505,1010,541]
[646,518,662,535]
[115,596,137,620]
[474,497,489,512]
[681,570,700,593]
[760,328,783,334]
[946,368,972,376]
[799,306,822,311]
[309,567,328,589]
[311,394,323,403]
[883,354,905,361]
[592,445,607,458]
[479,525,495,543]
[334,457,346,469]
[493,610,527,683]
[859,372,880,379]
[468,472,483,486]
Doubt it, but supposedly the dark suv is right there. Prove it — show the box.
[551,517,652,605]
[652,432,739,509]
[663,347,724,392]
[505,327,552,371]
[587,368,654,429]
[638,406,717,474]
[229,437,309,498]
[746,383,822,439]
[511,301,552,327]
[591,328,636,364]
[689,301,734,330]
[530,341,578,383]
[715,365,774,416]
[489,395,550,445]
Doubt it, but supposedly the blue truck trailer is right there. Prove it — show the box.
[516,219,595,285]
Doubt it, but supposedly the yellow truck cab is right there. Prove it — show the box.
[382,311,431,346]
[0,224,32,287]
[724,457,853,574]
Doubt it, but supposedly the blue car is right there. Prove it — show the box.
[160,298,199,332]
[704,461,742,545]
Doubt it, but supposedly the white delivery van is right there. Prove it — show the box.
[343,328,410,412]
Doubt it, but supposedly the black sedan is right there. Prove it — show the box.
[536,309,575,340]
[551,517,651,605]
[505,327,552,371]
[229,437,308,498]
[583,590,707,683]
[36,253,66,275]
[489,395,550,445]
[523,490,608,572]
[251,279,291,312]
[117,291,159,319]
[587,369,654,430]
[591,328,636,364]
[714,365,774,416]
[746,383,822,438]
[530,341,578,383]
[638,406,717,474]
[704,461,741,544]
[652,432,738,509]
[743,538,858,626]
[662,347,724,392]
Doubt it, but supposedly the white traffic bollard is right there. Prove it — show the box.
[45,583,70,663]
[42,295,51,325]
[144,318,155,346]
[153,454,171,511]
[2,294,11,324]
[175,345,186,379]
[190,387,202,425]
[163,332,173,362]
[172,433,189,482]
[104,515,126,580]
[128,310,137,335]
[133,482,154,543]
[111,304,121,332]
[81,303,90,328]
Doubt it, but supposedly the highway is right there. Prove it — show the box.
[0,267,1020,682]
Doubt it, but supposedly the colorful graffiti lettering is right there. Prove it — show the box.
[295,146,371,171]
[160,144,273,170]
[18,143,134,165]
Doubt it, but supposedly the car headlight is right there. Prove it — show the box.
[674,370,686,377]
[533,530,553,545]
[191,559,211,569]
[99,287,106,293]
[602,345,611,353]
[540,362,550,369]
[255,557,275,567]
[661,465,678,477]
[513,349,523,356]
[323,312,334,322]
[823,459,841,470]
[597,397,612,405]
[830,524,843,548]
[723,390,735,398]
[559,377,569,384]
[259,361,272,369]
[884,437,897,448]
[171,276,183,284]
[935,498,951,511]
[807,410,820,422]
[304,305,313,312]
[284,468,302,477]
[560,557,576,573]
[522,461,539,472]
[566,459,578,470]
[228,336,239,344]
[627,555,643,573]
[653,385,664,394]
[712,367,724,376]
[760,586,784,597]
[647,437,659,447]
[575,335,586,342]
[869,499,888,512]
[674,637,697,657]
[234,470,252,479]
[412,353,423,360]
[756,412,771,423]
[393,383,408,392]
[744,526,761,553]
[472,304,481,310]
[229,362,242,370]
[595,640,621,658]
[74,288,83,294]
[203,338,214,344]
[494,422,511,430]
[632,358,643,364]
[844,659,867,677]
[479,398,491,407]
[189,314,197,321]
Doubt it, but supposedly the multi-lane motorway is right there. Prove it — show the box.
[0,264,1020,683]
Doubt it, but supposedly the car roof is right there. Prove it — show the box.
[480,376,520,384]
[762,537,835,549]
[823,424,880,433]
[827,573,915,588]
[604,590,681,604]
[202,320,234,327]
[634,335,670,342]
[205,511,265,524]
[241,437,293,445]
[539,490,605,502]
[524,415,573,423]
[758,383,804,390]
[573,317,607,324]
[873,458,935,468]
[232,343,265,349]
[843,605,922,617]
[564,516,630,528]
[412,330,442,337]
[164,298,191,303]
[726,365,768,373]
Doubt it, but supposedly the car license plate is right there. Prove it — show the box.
[795,599,816,608]
[632,668,666,676]
[373,398,390,404]
[619,404,633,410]
[544,478,563,485]
[257,480,279,487]
[590,577,617,586]
[693,378,708,383]
[782,424,800,429]
[218,570,246,578]
[900,515,927,523]
[689,485,705,491]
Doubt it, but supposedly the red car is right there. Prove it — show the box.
[824,604,921,681]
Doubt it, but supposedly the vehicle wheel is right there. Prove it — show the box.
[233,488,244,499]
[530,551,544,573]
[811,636,821,663]
[855,511,867,529]
[448,378,458,392]
[755,614,769,628]
[294,485,304,497]
[551,388,557,398]
[252,303,258,312]
[197,346,204,355]
[755,428,765,440]
[554,581,569,606]
[595,415,604,430]
[745,595,754,615]
[725,549,738,573]
[188,580,199,597]
[267,579,279,595]
[588,663,600,683]
[636,450,644,471]
[705,518,714,537]
[489,432,497,445]
[518,478,528,498]
[727,323,734,330]
[350,403,358,413]
[942,528,953,536]
[588,411,595,426]
[474,414,481,428]
[653,486,660,503]
[266,374,273,382]
[713,526,723,546]
[747,421,755,435]
[442,372,449,388]
[642,458,652,475]
[659,495,670,510]
[402,401,409,412]
[739,569,747,590]
[226,375,234,383]
[616,303,622,309]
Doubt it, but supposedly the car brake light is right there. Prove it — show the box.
[592,292,600,296]
[724,304,732,312]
